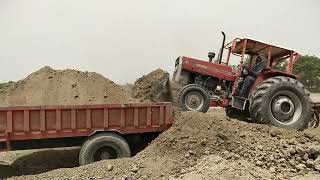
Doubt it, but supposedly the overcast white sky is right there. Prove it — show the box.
[0,0,319,84]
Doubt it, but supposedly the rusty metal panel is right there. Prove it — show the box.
[134,107,139,127]
[91,108,103,128]
[86,109,92,129]
[147,107,151,126]
[159,106,164,126]
[0,111,7,134]
[103,108,109,128]
[56,109,62,131]
[6,111,12,133]
[0,102,173,150]
[23,110,30,132]
[71,109,76,130]
[45,110,56,131]
[40,110,46,131]
[120,108,125,128]
[30,110,40,131]
[151,107,160,126]
[138,107,147,126]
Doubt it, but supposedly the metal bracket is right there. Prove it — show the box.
[231,96,248,110]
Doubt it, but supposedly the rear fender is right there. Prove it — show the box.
[248,70,297,97]
[89,129,123,138]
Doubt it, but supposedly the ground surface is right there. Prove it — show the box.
[1,108,320,179]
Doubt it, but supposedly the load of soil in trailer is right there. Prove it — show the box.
[0,66,136,106]
[0,67,171,107]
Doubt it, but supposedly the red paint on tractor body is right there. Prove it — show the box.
[181,56,237,82]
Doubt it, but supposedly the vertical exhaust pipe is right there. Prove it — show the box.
[218,31,226,64]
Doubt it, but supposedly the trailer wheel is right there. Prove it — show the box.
[177,84,210,112]
[249,76,312,131]
[79,132,131,166]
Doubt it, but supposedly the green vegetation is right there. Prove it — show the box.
[294,55,320,91]
[243,55,320,92]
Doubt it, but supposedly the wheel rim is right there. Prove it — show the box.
[93,147,117,162]
[184,91,204,111]
[269,90,302,125]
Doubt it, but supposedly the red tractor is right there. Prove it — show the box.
[172,32,314,130]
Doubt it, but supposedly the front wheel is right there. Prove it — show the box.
[250,76,312,131]
[177,84,210,113]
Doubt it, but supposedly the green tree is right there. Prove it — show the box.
[293,55,320,91]
[274,60,288,71]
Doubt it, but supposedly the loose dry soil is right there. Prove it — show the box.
[1,67,320,179]
[0,66,136,106]
[1,109,320,180]
[132,69,171,102]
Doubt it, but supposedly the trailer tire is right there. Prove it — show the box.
[177,84,210,113]
[79,132,131,166]
[249,76,312,131]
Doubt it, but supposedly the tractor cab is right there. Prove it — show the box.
[219,37,302,109]
[226,38,300,76]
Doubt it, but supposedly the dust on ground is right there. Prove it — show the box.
[6,108,320,180]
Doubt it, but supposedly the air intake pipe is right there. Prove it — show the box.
[218,31,226,64]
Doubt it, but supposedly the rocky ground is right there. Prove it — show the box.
[0,109,320,179]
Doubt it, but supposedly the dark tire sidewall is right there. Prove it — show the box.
[259,82,311,130]
[178,84,210,113]
[79,133,131,166]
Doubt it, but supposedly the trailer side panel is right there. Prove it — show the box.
[0,103,173,151]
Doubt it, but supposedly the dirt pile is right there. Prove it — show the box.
[0,66,135,106]
[10,109,320,180]
[132,69,171,102]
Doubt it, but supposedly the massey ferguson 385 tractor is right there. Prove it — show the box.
[172,32,319,131]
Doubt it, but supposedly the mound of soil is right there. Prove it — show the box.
[0,66,134,106]
[10,109,320,180]
[132,69,170,102]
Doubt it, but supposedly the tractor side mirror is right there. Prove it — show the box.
[208,52,215,62]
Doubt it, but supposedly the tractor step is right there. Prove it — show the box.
[231,96,248,110]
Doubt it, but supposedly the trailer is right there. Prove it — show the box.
[0,102,173,165]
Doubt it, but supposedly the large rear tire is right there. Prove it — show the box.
[177,84,210,113]
[249,76,312,131]
[79,132,131,166]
